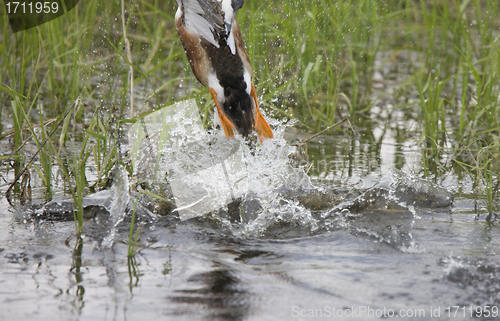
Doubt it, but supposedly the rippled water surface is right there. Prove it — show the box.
[1,101,500,321]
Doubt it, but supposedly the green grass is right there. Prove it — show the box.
[1,0,499,220]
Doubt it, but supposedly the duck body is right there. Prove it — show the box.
[175,0,273,141]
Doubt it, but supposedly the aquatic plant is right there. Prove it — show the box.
[454,140,500,221]
[1,0,499,229]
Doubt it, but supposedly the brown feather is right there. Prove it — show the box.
[175,17,210,87]
[232,21,253,78]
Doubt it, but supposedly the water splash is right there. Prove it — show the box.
[128,101,457,243]
[35,165,131,249]
[100,165,130,248]
[321,168,454,250]
[440,256,500,306]
[128,100,317,237]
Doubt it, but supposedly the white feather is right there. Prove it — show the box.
[222,0,236,54]
[207,73,225,102]
[227,32,236,55]
[243,69,251,95]
[221,0,233,24]
[180,0,220,48]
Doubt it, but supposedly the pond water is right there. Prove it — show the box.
[1,50,499,320]
[1,101,500,321]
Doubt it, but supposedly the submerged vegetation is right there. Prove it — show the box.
[0,0,499,235]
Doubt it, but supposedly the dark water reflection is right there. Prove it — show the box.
[71,236,85,313]
[171,268,250,321]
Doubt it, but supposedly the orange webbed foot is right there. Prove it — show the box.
[251,84,274,143]
[209,87,235,139]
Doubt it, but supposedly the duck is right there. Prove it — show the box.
[175,0,274,142]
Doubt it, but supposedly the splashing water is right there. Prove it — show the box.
[37,165,131,249]
[321,168,454,251]
[128,99,317,237]
[99,165,130,248]
[127,101,457,242]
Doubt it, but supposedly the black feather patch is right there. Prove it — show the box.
[202,39,255,136]
[232,0,244,11]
